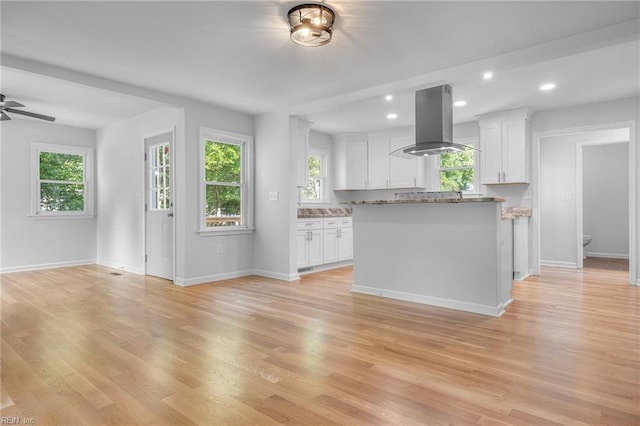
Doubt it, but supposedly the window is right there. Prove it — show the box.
[301,149,328,203]
[438,138,479,192]
[200,128,253,234]
[148,142,171,210]
[31,143,94,217]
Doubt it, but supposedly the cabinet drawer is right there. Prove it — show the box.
[323,217,340,229]
[297,219,323,230]
[338,217,352,228]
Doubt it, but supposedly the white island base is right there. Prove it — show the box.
[351,200,513,317]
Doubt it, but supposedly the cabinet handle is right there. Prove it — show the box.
[338,229,341,238]
[502,172,506,182]
[497,172,500,182]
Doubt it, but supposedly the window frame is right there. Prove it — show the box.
[300,148,329,204]
[199,127,254,236]
[437,137,480,193]
[30,142,94,218]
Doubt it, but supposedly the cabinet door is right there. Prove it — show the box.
[345,140,368,189]
[480,120,502,184]
[368,134,390,189]
[308,229,324,266]
[323,228,339,264]
[502,118,529,183]
[296,230,309,269]
[337,227,353,261]
[389,135,421,188]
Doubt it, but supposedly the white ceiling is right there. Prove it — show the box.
[1,1,639,132]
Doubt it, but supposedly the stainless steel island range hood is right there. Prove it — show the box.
[392,84,469,157]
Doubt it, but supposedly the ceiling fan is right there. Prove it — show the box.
[0,94,56,122]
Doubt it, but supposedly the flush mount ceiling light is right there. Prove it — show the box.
[287,4,336,47]
[540,83,556,91]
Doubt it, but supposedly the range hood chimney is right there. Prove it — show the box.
[392,84,468,157]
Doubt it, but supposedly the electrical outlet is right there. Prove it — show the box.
[269,191,279,201]
[216,243,223,254]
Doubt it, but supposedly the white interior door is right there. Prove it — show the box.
[145,132,174,280]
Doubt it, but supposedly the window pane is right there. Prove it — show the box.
[302,177,321,200]
[39,152,84,181]
[440,169,474,192]
[440,146,474,168]
[40,183,84,211]
[205,184,241,227]
[307,155,321,177]
[205,141,241,183]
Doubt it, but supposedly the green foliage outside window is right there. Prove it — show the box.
[39,152,85,211]
[302,154,322,200]
[204,141,242,226]
[439,146,475,191]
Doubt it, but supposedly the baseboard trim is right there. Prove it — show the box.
[540,260,577,269]
[351,284,504,317]
[253,270,300,282]
[298,260,353,276]
[174,269,254,287]
[585,252,629,260]
[1,259,96,274]
[514,273,530,281]
[96,260,144,275]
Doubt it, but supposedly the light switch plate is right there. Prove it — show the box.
[561,191,573,201]
[269,191,279,201]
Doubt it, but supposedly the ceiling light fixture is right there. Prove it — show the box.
[385,95,393,101]
[287,4,336,47]
[483,72,493,80]
[454,100,467,107]
[387,113,398,119]
[540,83,556,91]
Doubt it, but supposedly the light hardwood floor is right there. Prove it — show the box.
[1,265,638,425]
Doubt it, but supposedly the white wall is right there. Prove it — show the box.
[1,120,97,272]
[178,103,254,284]
[532,96,638,282]
[96,106,183,274]
[539,133,578,266]
[583,142,629,258]
[253,113,297,280]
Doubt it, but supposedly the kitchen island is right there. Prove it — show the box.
[349,197,513,316]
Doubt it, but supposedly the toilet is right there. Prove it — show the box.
[583,235,593,259]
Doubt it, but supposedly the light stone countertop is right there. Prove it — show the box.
[297,207,352,218]
[345,197,505,205]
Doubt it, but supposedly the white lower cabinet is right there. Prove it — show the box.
[297,217,353,271]
[296,219,324,269]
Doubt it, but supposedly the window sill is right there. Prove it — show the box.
[198,227,254,237]
[28,213,96,220]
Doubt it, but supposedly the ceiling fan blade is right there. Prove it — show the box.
[0,100,25,108]
[5,108,56,122]
[0,111,11,121]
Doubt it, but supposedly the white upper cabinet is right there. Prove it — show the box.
[333,133,368,190]
[334,127,425,191]
[389,132,425,188]
[292,117,312,188]
[479,109,530,185]
[367,133,391,189]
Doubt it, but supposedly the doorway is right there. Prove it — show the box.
[144,131,174,280]
[532,122,636,285]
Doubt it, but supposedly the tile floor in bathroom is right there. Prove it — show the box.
[583,256,629,271]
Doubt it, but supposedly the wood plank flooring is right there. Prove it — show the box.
[1,265,638,425]
[583,256,630,271]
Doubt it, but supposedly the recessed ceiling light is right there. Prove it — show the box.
[483,72,493,80]
[454,100,467,107]
[540,83,556,91]
[386,113,398,119]
[385,95,393,101]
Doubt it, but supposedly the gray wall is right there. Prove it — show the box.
[1,120,97,271]
[583,142,629,258]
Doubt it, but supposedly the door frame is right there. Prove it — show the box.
[532,120,636,285]
[143,127,176,282]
